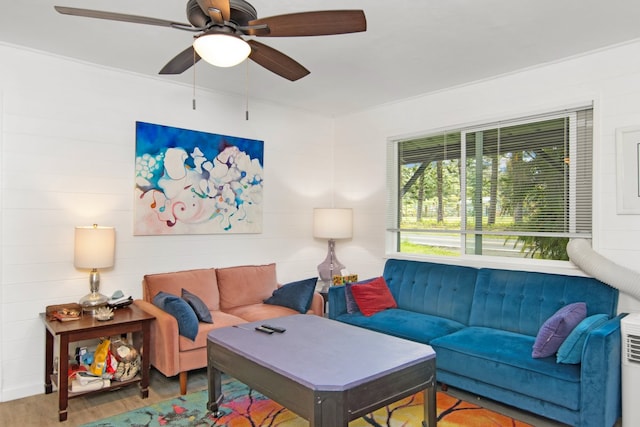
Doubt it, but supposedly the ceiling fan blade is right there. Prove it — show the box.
[247,40,309,81]
[159,46,201,75]
[54,6,191,28]
[196,0,230,24]
[247,10,366,37]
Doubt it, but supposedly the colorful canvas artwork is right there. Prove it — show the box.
[134,122,264,235]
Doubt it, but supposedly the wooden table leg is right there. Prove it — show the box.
[207,340,223,414]
[58,334,69,422]
[207,367,224,413]
[45,329,53,394]
[422,384,437,427]
[139,321,150,399]
[311,392,348,427]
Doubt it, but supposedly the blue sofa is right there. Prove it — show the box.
[328,259,622,427]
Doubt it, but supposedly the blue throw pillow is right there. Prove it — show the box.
[181,288,213,324]
[153,291,199,341]
[556,314,609,364]
[532,302,586,358]
[264,277,317,313]
[345,278,375,314]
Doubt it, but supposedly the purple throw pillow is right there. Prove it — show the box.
[532,302,587,358]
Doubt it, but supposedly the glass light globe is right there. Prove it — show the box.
[193,33,251,67]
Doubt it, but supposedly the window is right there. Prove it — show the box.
[387,106,593,261]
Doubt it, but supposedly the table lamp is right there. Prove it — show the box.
[74,224,115,314]
[313,208,353,285]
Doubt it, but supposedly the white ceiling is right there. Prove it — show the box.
[3,1,640,116]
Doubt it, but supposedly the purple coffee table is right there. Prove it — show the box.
[207,314,436,427]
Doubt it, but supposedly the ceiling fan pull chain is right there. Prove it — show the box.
[192,48,197,110]
[245,59,250,120]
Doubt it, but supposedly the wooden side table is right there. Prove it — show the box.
[41,304,154,422]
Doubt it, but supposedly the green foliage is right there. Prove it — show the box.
[510,236,569,260]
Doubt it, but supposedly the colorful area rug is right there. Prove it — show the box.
[82,378,532,426]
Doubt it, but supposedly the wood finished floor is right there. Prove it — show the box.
[0,367,603,427]
[0,368,209,427]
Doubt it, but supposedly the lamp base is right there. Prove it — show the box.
[79,292,109,315]
[317,239,346,285]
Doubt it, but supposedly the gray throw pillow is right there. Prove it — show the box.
[182,288,213,324]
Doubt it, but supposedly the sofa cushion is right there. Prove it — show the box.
[144,268,219,310]
[382,259,477,324]
[431,326,582,411]
[264,277,317,313]
[532,302,586,358]
[178,310,247,352]
[216,264,278,310]
[557,314,609,364]
[345,278,375,314]
[469,268,617,336]
[224,304,299,322]
[349,276,397,316]
[334,308,466,345]
[153,291,199,341]
[182,288,213,323]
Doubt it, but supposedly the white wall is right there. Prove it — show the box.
[0,44,335,401]
[334,39,640,315]
[6,37,640,403]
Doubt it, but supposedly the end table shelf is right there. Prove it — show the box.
[41,304,154,422]
[50,373,142,398]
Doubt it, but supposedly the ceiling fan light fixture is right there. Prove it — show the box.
[193,33,251,67]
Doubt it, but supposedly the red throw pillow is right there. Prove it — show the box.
[349,276,397,316]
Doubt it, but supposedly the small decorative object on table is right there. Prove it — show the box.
[95,306,114,321]
[332,274,358,286]
[46,303,82,322]
[108,290,134,309]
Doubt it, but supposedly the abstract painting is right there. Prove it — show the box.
[134,122,264,235]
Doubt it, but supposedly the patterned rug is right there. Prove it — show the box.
[82,378,532,426]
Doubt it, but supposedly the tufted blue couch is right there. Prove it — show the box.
[328,258,622,427]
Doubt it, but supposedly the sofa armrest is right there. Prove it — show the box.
[309,292,325,316]
[133,299,181,377]
[328,286,347,319]
[580,313,624,427]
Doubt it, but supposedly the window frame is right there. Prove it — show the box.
[386,105,594,271]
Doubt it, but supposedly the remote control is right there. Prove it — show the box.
[262,324,286,333]
[255,325,274,334]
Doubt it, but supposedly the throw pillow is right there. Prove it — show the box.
[182,288,213,324]
[556,313,609,364]
[349,276,397,316]
[532,302,587,358]
[345,278,376,314]
[152,291,199,341]
[264,277,317,313]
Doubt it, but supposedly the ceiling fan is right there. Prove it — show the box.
[54,0,367,81]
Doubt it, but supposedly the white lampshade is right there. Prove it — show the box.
[193,33,251,68]
[313,208,353,239]
[74,225,115,269]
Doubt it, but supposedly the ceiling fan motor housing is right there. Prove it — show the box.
[186,0,257,28]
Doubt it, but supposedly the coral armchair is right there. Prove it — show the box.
[134,264,323,394]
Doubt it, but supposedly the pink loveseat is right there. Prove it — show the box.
[133,263,323,394]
